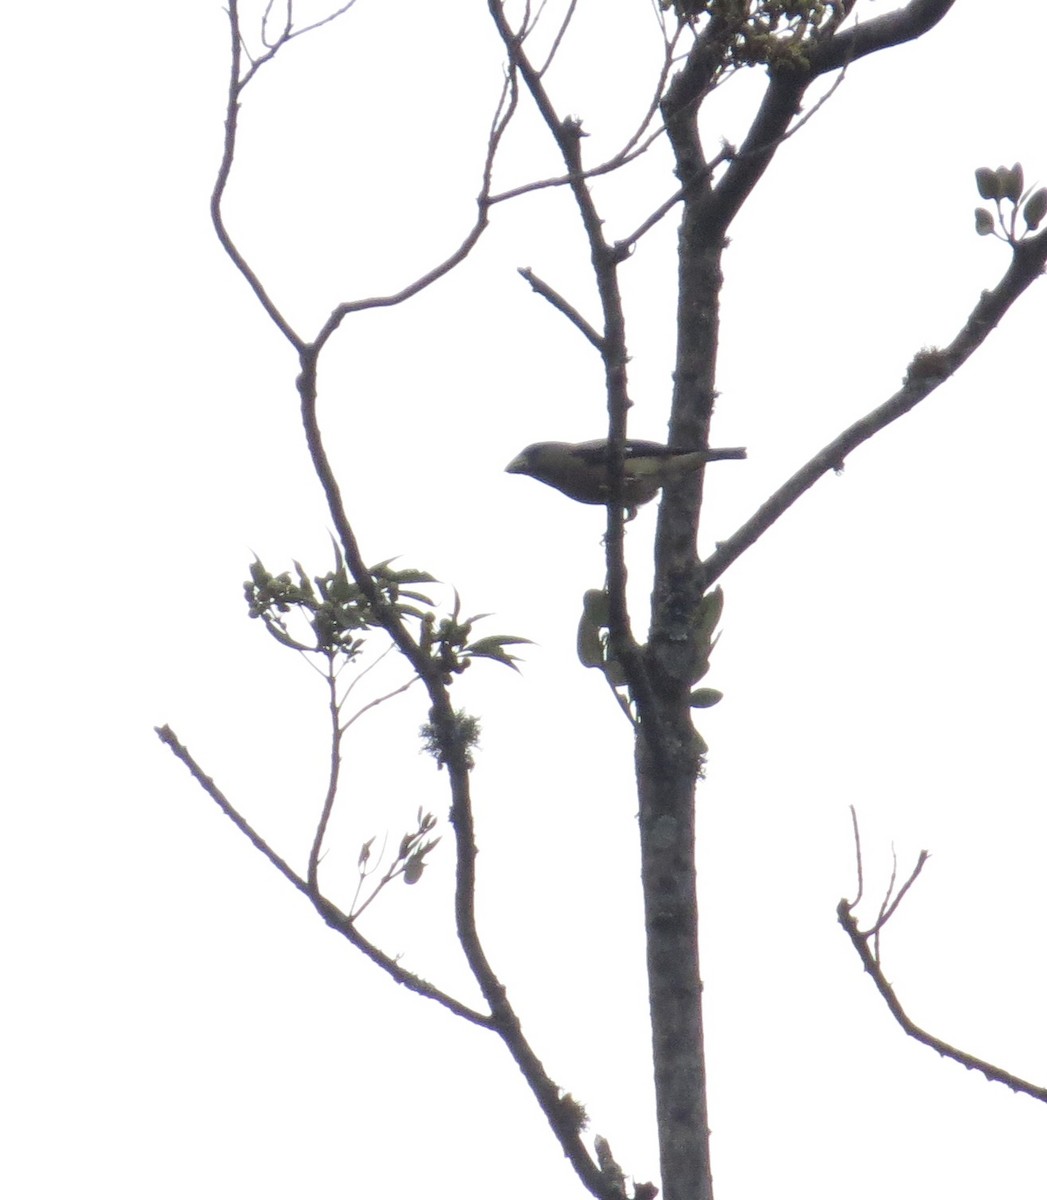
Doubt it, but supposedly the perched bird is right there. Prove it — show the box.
[506,438,746,516]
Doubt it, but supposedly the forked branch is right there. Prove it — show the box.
[840,811,1047,1104]
[154,723,491,1027]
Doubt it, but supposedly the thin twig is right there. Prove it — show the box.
[291,0,358,42]
[847,805,865,908]
[341,677,420,733]
[518,268,604,349]
[308,662,344,894]
[615,143,734,252]
[537,0,578,76]
[489,122,667,206]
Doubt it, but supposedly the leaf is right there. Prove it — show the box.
[577,611,605,669]
[467,634,531,670]
[1024,187,1047,230]
[689,687,723,708]
[694,586,724,644]
[581,588,611,627]
[1001,162,1024,203]
[974,166,1001,200]
[974,207,995,236]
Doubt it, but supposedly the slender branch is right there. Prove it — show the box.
[487,21,683,210]
[307,660,343,894]
[847,806,865,909]
[838,898,1047,1103]
[341,676,419,733]
[518,268,605,349]
[704,229,1047,586]
[212,2,305,350]
[291,0,359,43]
[536,0,578,75]
[615,143,734,252]
[309,60,517,352]
[841,813,1046,1102]
[154,724,492,1027]
[489,124,665,204]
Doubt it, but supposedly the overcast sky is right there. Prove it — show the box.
[3,3,1046,1198]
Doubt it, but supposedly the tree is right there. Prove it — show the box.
[152,3,1047,1198]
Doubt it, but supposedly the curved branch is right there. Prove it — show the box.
[212,2,305,351]
[704,230,1047,586]
[696,0,956,238]
[310,62,517,351]
[701,70,807,237]
[311,217,490,352]
[838,899,1047,1103]
[811,0,957,75]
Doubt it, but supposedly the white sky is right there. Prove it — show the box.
[3,3,1046,1198]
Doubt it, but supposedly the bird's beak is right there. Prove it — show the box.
[505,454,528,474]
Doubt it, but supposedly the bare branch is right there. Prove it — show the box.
[841,817,1046,1102]
[307,662,344,894]
[838,897,1047,1104]
[703,229,1047,586]
[212,2,305,350]
[847,805,865,909]
[518,267,605,349]
[341,676,419,733]
[537,0,578,76]
[490,23,682,211]
[309,61,517,351]
[488,127,663,204]
[615,142,734,251]
[259,0,290,53]
[290,0,358,42]
[878,848,931,933]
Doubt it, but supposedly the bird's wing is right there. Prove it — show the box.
[571,439,681,465]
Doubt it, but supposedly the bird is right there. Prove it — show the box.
[506,438,746,517]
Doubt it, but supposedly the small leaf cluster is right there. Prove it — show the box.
[246,552,529,679]
[974,163,1047,245]
[660,0,845,69]
[419,591,531,684]
[577,586,725,738]
[359,809,439,888]
[352,808,440,918]
[245,550,437,659]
